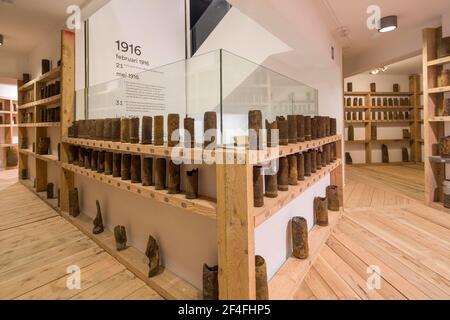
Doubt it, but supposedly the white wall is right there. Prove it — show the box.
[345,74,412,93]
[26,29,61,79]
[194,0,343,279]
[0,80,18,100]
[0,51,28,80]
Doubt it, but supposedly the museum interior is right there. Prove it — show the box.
[0,0,449,301]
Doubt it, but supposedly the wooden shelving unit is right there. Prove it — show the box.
[423,27,450,208]
[344,74,423,164]
[0,97,18,169]
[18,31,69,201]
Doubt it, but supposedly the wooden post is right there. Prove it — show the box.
[60,30,75,213]
[216,161,255,300]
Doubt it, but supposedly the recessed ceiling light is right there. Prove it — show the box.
[379,16,398,33]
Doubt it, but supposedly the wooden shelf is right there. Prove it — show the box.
[429,156,450,164]
[19,94,61,109]
[268,210,342,300]
[344,107,368,110]
[59,211,201,300]
[427,55,450,67]
[63,135,342,165]
[0,124,18,128]
[0,143,18,148]
[345,120,369,124]
[253,160,342,227]
[19,122,60,128]
[428,86,450,94]
[371,106,414,110]
[19,149,60,164]
[371,120,413,124]
[371,139,412,143]
[62,163,217,219]
[344,91,412,96]
[19,67,61,92]
[428,116,450,122]
[346,140,369,144]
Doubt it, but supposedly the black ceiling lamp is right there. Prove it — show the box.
[0,34,3,46]
[378,16,398,33]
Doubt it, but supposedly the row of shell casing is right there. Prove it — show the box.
[67,145,199,200]
[253,142,338,208]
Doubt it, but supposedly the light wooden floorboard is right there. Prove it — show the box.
[294,164,450,300]
[0,171,162,300]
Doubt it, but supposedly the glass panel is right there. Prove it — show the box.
[221,50,318,146]
[75,49,318,147]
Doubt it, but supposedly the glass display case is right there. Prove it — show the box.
[75,49,318,146]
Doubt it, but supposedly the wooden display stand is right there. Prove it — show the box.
[344,78,423,164]
[0,98,18,169]
[423,27,450,210]
[17,30,344,299]
[18,30,72,208]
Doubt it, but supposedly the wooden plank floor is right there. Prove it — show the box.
[0,170,163,300]
[294,164,450,300]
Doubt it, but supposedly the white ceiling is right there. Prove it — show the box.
[381,54,423,75]
[316,0,450,60]
[0,0,88,53]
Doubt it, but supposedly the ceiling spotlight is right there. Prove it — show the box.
[370,66,389,75]
[378,16,398,33]
[0,34,3,46]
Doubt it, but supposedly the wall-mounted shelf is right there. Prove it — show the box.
[427,55,450,67]
[18,94,61,109]
[19,149,60,164]
[19,122,60,128]
[0,98,18,169]
[428,116,450,122]
[428,86,450,94]
[344,91,413,96]
[18,67,61,92]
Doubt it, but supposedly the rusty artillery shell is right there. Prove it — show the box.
[304,151,311,177]
[184,117,195,148]
[84,149,92,170]
[105,152,113,175]
[266,120,278,148]
[69,188,80,218]
[249,111,263,150]
[276,116,288,146]
[304,116,312,141]
[71,146,79,166]
[78,148,85,167]
[288,115,297,144]
[142,158,153,186]
[288,155,298,186]
[154,116,164,146]
[277,157,289,191]
[332,142,337,161]
[393,83,400,92]
[155,158,166,190]
[265,171,278,198]
[146,235,160,278]
[333,115,339,133]
[141,116,153,145]
[203,264,219,300]
[316,152,322,170]
[325,144,331,165]
[121,118,131,143]
[114,226,127,251]
[185,169,199,199]
[402,147,409,162]
[121,154,131,180]
[325,117,331,137]
[346,97,351,107]
[297,115,305,142]
[47,183,54,199]
[95,119,104,140]
[322,146,327,167]
[91,150,98,171]
[348,125,354,141]
[327,185,340,211]
[36,137,50,155]
[353,98,358,106]
[311,117,318,140]
[103,119,112,141]
[292,217,309,259]
[93,200,104,235]
[113,153,122,178]
[314,197,329,226]
[20,169,28,180]
[130,117,140,144]
[168,114,180,147]
[97,151,105,173]
[310,150,317,173]
[382,144,389,163]
[68,145,76,164]
[167,160,180,194]
[370,83,376,92]
[253,166,264,207]
[297,153,305,181]
[204,112,217,148]
[131,155,141,183]
[112,119,121,142]
[255,256,269,300]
